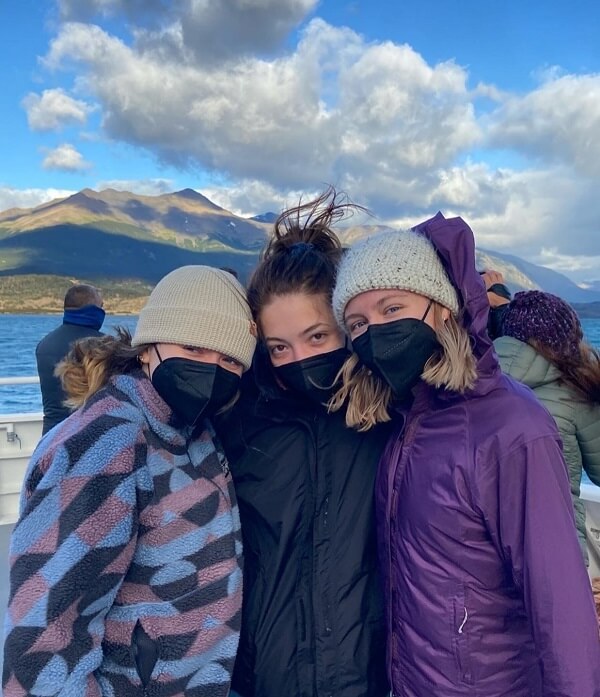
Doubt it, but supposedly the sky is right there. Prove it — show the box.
[1,0,600,283]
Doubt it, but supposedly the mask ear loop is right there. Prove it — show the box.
[153,345,164,363]
[420,299,434,322]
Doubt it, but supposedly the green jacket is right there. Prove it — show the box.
[494,335,600,561]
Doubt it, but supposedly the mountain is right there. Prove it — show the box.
[1,188,600,312]
[476,248,600,303]
[0,188,270,289]
[250,212,279,224]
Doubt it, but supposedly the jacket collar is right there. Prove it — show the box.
[108,370,198,447]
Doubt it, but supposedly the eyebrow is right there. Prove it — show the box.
[264,322,331,343]
[375,293,408,309]
[300,322,331,337]
[344,293,408,323]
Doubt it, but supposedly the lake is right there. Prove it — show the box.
[1,314,600,413]
[0,314,138,412]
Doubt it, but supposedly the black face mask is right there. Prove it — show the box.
[352,303,440,400]
[274,347,350,404]
[151,350,240,426]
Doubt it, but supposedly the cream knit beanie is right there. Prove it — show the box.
[132,266,256,370]
[332,228,460,326]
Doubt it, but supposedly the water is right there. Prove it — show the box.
[1,315,600,412]
[0,314,138,413]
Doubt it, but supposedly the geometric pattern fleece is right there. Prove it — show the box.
[3,372,242,697]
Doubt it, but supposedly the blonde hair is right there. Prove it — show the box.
[56,328,145,409]
[329,307,477,431]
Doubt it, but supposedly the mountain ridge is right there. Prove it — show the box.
[1,188,599,311]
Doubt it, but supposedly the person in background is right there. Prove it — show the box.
[36,283,105,434]
[217,190,389,697]
[4,266,256,697]
[331,213,600,697]
[494,290,600,565]
[480,269,511,339]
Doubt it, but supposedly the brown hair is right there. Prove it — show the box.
[329,307,477,431]
[64,283,102,310]
[56,327,148,409]
[529,339,600,404]
[247,186,367,322]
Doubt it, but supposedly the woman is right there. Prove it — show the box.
[495,289,600,563]
[216,190,389,697]
[3,266,257,697]
[331,213,600,697]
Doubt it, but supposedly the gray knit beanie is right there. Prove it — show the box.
[132,266,256,370]
[332,228,460,326]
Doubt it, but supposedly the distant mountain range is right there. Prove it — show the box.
[1,187,599,313]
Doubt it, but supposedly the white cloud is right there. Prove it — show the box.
[95,177,174,195]
[58,0,318,62]
[58,0,170,22]
[203,180,319,217]
[22,88,93,131]
[43,18,479,193]
[537,248,600,273]
[0,187,74,213]
[22,2,600,281]
[488,74,600,176]
[42,143,91,171]
[175,0,318,64]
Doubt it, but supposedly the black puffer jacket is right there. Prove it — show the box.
[35,321,104,433]
[216,350,390,697]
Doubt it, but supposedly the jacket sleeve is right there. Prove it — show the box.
[3,425,142,697]
[473,435,600,697]
[576,403,600,486]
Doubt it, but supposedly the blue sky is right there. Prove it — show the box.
[1,0,600,282]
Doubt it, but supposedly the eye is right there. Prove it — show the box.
[384,305,401,315]
[269,344,287,356]
[348,319,366,334]
[310,332,327,343]
[223,356,243,368]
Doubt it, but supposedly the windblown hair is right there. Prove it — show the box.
[529,339,600,404]
[247,186,367,320]
[57,328,148,409]
[329,307,478,431]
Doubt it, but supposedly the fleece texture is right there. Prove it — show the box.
[3,371,242,697]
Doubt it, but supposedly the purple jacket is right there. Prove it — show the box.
[376,213,600,697]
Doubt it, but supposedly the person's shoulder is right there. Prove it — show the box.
[464,373,559,444]
[35,323,64,350]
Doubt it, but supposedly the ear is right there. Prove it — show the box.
[139,348,151,365]
[441,307,451,323]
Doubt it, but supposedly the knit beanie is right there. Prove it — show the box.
[132,266,256,370]
[332,228,460,326]
[502,290,582,358]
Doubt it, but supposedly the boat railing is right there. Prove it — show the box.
[0,377,40,386]
[0,376,43,525]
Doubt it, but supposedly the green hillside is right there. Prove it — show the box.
[0,274,154,314]
[2,187,600,312]
[0,224,260,284]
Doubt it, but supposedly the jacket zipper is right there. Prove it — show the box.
[387,412,423,693]
[293,415,320,696]
[322,494,332,636]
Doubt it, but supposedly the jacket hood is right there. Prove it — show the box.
[494,335,561,388]
[412,212,500,394]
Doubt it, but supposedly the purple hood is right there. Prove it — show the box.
[377,213,600,697]
[413,211,499,392]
